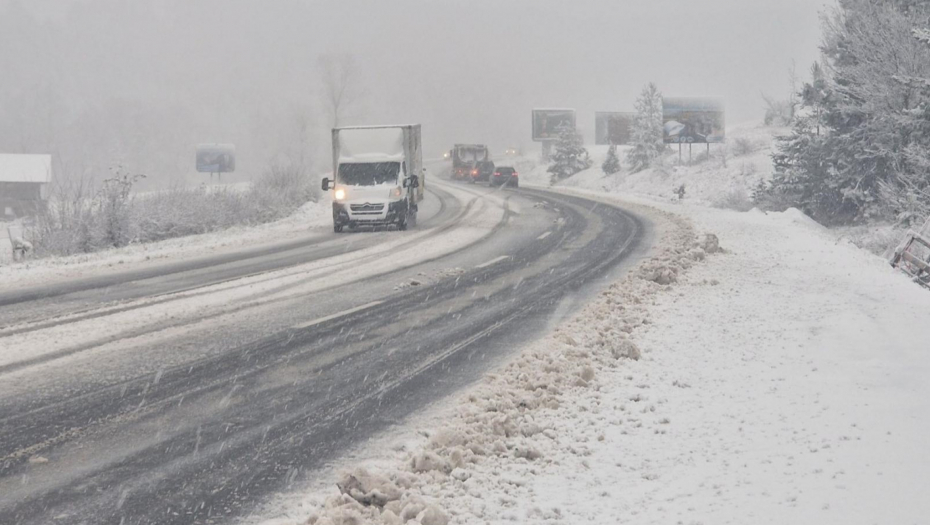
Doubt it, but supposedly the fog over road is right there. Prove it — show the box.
[0,177,648,525]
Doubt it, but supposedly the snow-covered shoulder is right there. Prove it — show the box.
[0,199,332,291]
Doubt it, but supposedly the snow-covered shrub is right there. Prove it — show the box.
[731,137,757,157]
[835,223,908,258]
[602,144,621,175]
[712,188,754,212]
[98,169,144,248]
[740,162,758,177]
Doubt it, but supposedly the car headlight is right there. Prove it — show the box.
[334,188,346,201]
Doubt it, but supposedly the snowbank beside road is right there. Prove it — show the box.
[518,199,930,524]
[261,190,930,525]
[0,199,331,290]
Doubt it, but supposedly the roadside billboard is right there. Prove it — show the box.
[532,108,576,141]
[196,144,236,173]
[595,112,634,146]
[662,98,725,144]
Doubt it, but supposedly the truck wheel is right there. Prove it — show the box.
[334,223,343,233]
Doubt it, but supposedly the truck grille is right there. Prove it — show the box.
[350,203,385,215]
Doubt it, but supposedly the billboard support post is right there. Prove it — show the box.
[541,141,553,161]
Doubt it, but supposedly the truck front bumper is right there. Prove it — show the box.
[333,200,408,227]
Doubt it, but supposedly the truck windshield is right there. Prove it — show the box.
[457,148,488,162]
[338,162,400,186]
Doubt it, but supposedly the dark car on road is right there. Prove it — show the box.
[470,160,495,183]
[490,166,518,187]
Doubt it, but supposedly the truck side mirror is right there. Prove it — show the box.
[321,177,333,191]
[409,175,419,188]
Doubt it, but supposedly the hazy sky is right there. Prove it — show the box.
[354,0,832,153]
[9,0,831,178]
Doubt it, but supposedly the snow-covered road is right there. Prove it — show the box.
[0,177,650,524]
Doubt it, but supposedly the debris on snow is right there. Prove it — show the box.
[699,233,721,254]
[336,469,403,507]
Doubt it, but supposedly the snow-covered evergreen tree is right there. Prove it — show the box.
[602,144,621,175]
[627,82,664,172]
[762,1,930,225]
[547,124,592,185]
[883,26,930,224]
[758,62,848,222]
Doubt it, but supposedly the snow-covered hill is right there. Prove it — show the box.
[516,123,784,209]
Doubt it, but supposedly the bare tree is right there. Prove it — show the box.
[762,61,800,126]
[317,54,365,129]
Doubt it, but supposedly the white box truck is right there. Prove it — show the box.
[322,125,425,233]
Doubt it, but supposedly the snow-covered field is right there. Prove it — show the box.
[251,128,930,525]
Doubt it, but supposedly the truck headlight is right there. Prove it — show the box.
[391,187,402,198]
[334,188,346,201]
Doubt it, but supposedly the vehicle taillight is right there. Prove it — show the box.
[512,172,519,177]
[493,172,500,176]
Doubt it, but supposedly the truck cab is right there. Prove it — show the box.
[322,125,424,233]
